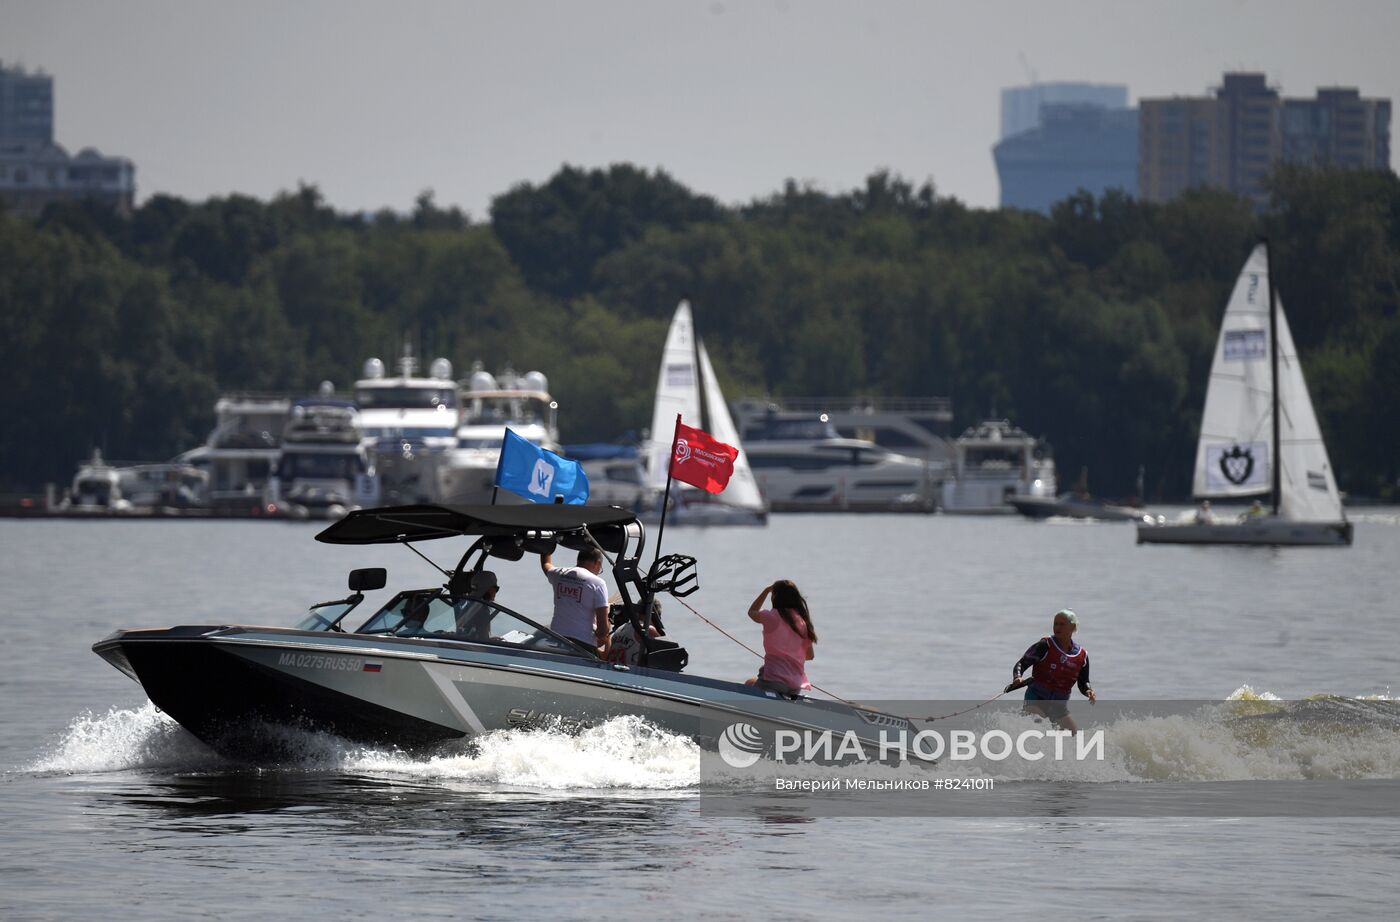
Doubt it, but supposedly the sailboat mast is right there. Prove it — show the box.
[1264,238,1281,516]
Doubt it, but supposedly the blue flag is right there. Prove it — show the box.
[494,429,590,505]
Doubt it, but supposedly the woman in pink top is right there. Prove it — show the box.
[744,580,816,695]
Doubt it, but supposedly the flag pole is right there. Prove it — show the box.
[651,414,682,572]
[490,427,512,506]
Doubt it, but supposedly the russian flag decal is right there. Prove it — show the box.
[363,661,383,673]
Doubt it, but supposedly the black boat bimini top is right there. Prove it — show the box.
[315,504,640,545]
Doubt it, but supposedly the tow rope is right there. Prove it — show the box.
[673,595,1019,723]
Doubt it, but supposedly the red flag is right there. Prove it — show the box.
[669,420,737,494]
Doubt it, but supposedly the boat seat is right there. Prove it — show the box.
[644,639,688,673]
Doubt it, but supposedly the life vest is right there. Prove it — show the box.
[1030,635,1087,695]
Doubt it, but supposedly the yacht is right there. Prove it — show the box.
[354,353,459,505]
[60,449,132,513]
[561,443,650,511]
[91,504,918,762]
[437,364,560,505]
[116,463,207,510]
[739,408,937,512]
[940,419,1056,514]
[265,396,379,519]
[179,394,291,514]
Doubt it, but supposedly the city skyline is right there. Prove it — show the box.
[3,0,1398,217]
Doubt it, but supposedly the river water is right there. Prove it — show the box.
[3,510,1399,918]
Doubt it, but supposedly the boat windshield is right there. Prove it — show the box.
[355,591,591,657]
[293,600,359,632]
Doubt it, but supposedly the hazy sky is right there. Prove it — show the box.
[4,0,1398,217]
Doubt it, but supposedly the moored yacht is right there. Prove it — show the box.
[355,353,459,505]
[60,449,132,512]
[178,393,291,514]
[437,363,560,505]
[940,419,1056,514]
[266,396,379,519]
[740,408,937,513]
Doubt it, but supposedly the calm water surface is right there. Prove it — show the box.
[3,511,1399,919]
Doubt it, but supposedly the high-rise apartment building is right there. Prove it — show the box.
[0,62,135,217]
[1282,88,1391,169]
[0,62,54,143]
[1139,72,1390,207]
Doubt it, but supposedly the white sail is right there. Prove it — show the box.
[697,339,766,512]
[646,301,702,490]
[1192,243,1343,522]
[1274,292,1344,521]
[1193,244,1275,500]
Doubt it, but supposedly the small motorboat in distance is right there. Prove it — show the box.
[92,504,912,760]
[1009,493,1145,522]
[1010,468,1145,522]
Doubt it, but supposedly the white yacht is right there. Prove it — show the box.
[116,462,206,509]
[437,364,560,505]
[560,443,650,511]
[265,395,379,519]
[178,394,291,514]
[940,419,1056,514]
[740,409,937,513]
[354,353,459,505]
[60,449,132,513]
[60,451,207,514]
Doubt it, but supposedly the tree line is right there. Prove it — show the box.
[1,163,1396,500]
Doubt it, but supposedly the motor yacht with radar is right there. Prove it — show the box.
[1137,242,1352,546]
[92,504,913,759]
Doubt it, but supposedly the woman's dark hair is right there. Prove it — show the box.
[771,579,816,643]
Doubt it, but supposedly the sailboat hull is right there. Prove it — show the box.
[1136,519,1353,546]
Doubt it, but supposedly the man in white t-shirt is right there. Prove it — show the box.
[540,546,610,651]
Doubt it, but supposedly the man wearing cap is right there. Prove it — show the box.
[1010,609,1095,732]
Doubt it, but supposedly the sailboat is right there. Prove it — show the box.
[644,301,767,526]
[1137,241,1353,546]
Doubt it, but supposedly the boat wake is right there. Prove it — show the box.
[27,705,702,789]
[27,688,1400,788]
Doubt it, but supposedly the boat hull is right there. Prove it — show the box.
[1136,519,1354,546]
[93,626,904,759]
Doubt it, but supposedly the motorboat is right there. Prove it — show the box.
[1010,468,1144,522]
[1009,493,1145,522]
[436,364,560,505]
[265,396,379,519]
[92,504,912,760]
[1137,242,1352,547]
[354,352,459,505]
[643,301,767,525]
[940,419,1056,514]
[740,408,938,513]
